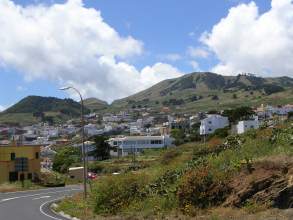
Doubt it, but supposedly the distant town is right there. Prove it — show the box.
[0,102,292,184]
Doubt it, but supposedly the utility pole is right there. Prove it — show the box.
[60,86,87,199]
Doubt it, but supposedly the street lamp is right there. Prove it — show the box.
[59,86,87,199]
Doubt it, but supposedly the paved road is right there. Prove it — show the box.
[0,185,82,220]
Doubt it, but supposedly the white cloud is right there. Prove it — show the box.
[189,60,200,71]
[187,46,209,58]
[188,32,195,37]
[16,85,26,91]
[201,0,293,77]
[0,105,6,112]
[158,53,182,62]
[140,63,183,87]
[0,0,183,102]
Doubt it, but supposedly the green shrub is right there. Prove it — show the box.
[212,127,229,138]
[160,149,181,165]
[91,173,149,214]
[244,129,257,139]
[40,171,66,187]
[177,166,229,210]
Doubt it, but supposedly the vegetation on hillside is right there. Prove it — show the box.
[56,119,293,219]
[111,72,293,113]
[83,98,108,112]
[0,96,90,125]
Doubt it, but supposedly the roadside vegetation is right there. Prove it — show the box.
[56,118,293,219]
[0,180,42,193]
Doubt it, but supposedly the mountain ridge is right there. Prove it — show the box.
[0,72,292,125]
[110,72,293,112]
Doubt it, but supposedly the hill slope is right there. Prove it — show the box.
[56,120,293,219]
[83,98,108,112]
[0,96,90,125]
[111,72,293,112]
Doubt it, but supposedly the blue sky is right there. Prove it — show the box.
[0,0,291,108]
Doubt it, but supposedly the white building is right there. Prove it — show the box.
[84,124,103,136]
[200,115,229,135]
[108,135,173,157]
[237,118,259,134]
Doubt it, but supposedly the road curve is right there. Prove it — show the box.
[0,185,82,220]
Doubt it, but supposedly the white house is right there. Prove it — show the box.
[237,117,259,134]
[200,114,229,135]
[84,124,103,136]
[108,135,173,157]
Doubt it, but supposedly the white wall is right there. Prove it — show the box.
[237,120,259,134]
[200,115,229,135]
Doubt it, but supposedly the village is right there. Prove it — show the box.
[0,103,292,184]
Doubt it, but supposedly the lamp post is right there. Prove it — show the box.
[59,86,87,199]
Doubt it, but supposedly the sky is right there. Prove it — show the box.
[0,0,292,110]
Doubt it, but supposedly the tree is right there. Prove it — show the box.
[211,95,219,100]
[92,136,110,160]
[53,146,81,173]
[223,106,254,123]
[288,111,293,119]
[171,129,186,146]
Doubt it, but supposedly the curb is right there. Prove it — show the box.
[50,202,81,220]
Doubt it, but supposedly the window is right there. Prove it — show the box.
[11,153,15,161]
[113,141,118,146]
[208,121,212,124]
[208,128,212,131]
[151,140,163,145]
[27,173,32,180]
[35,152,39,159]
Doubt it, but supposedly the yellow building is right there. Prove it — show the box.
[0,144,41,184]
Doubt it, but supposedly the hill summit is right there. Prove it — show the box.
[111,72,293,112]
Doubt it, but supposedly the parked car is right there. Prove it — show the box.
[87,172,97,180]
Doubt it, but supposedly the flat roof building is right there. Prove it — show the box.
[108,135,173,157]
[0,143,41,184]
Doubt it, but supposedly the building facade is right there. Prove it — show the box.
[200,114,229,135]
[108,135,173,157]
[237,119,259,134]
[0,144,41,184]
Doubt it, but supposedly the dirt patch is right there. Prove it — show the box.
[224,156,293,209]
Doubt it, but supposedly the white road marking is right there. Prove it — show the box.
[0,189,80,203]
[32,196,51,200]
[0,186,80,195]
[40,197,66,220]
[0,198,15,202]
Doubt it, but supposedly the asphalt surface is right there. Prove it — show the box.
[0,185,82,220]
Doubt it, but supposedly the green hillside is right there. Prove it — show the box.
[111,72,293,112]
[56,120,293,219]
[83,98,108,112]
[0,96,90,125]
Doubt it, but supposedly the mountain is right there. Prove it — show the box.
[83,98,108,112]
[0,96,90,125]
[111,72,293,112]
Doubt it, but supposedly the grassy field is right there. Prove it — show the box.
[0,181,43,193]
[56,119,293,219]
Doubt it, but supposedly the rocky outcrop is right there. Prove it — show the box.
[223,156,293,209]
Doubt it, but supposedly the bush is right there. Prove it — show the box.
[244,129,257,139]
[177,166,229,210]
[52,146,81,173]
[40,171,66,187]
[91,173,149,214]
[161,149,181,165]
[212,127,229,138]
